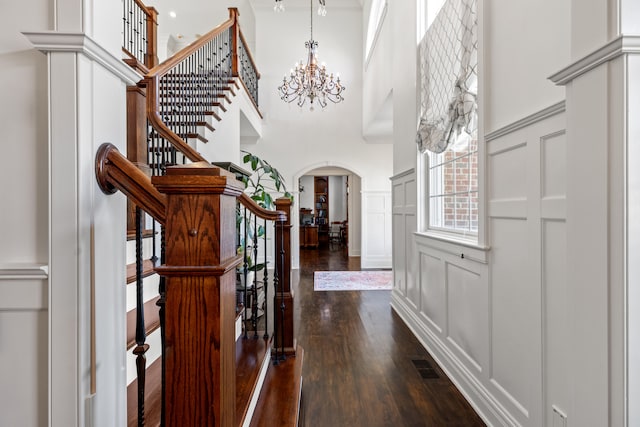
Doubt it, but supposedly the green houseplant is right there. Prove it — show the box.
[236,151,293,302]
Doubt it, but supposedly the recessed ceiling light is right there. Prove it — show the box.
[169,11,177,18]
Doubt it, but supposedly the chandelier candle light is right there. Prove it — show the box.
[277,0,345,110]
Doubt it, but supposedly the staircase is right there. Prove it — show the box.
[116,3,302,426]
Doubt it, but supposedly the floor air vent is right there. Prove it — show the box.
[412,359,440,379]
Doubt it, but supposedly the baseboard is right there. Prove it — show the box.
[390,292,519,427]
[361,256,391,269]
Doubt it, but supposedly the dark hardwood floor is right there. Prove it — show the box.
[295,245,485,427]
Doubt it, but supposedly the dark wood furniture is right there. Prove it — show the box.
[300,225,319,248]
[314,176,329,244]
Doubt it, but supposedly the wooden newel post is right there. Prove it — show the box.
[152,163,243,427]
[229,7,240,78]
[125,84,149,233]
[274,197,296,355]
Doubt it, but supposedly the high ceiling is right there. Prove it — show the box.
[249,0,363,10]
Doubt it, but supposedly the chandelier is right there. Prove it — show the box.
[277,0,345,110]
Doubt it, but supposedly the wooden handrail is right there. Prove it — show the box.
[237,28,261,80]
[146,9,237,79]
[239,193,287,222]
[95,143,167,223]
[140,8,242,165]
[133,0,153,16]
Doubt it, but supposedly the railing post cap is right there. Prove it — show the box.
[152,163,244,195]
[275,197,292,205]
[229,7,240,18]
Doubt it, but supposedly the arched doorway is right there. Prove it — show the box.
[292,164,363,270]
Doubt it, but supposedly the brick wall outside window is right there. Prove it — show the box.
[429,137,478,235]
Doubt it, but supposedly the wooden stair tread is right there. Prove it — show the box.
[236,336,271,426]
[176,132,208,143]
[249,346,304,427]
[126,296,161,349]
[126,228,155,241]
[127,356,162,427]
[126,259,156,284]
[162,120,215,132]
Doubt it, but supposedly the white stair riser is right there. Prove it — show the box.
[126,235,157,265]
[126,273,160,312]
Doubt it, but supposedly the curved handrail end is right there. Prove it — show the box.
[95,143,119,195]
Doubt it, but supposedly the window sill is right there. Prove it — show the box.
[413,231,490,264]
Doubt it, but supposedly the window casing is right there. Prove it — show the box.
[417,0,481,243]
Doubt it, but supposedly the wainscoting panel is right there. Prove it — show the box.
[0,266,48,427]
[391,170,416,305]
[488,141,527,201]
[489,217,537,419]
[392,103,567,427]
[362,191,392,269]
[393,213,407,295]
[404,213,418,303]
[542,219,569,427]
[446,262,487,374]
[541,130,566,199]
[418,251,445,332]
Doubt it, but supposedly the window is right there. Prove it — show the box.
[365,0,387,63]
[417,0,479,241]
[428,135,478,237]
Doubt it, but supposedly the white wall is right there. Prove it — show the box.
[147,0,257,61]
[484,0,569,132]
[0,0,51,266]
[362,0,417,176]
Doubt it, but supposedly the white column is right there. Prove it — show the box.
[550,2,640,425]
[26,27,140,425]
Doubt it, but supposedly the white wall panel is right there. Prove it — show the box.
[392,214,406,295]
[418,252,444,329]
[541,131,567,199]
[0,270,48,427]
[542,219,569,427]
[489,217,538,420]
[362,192,392,268]
[405,178,417,207]
[391,171,416,307]
[485,0,569,132]
[488,142,527,201]
[447,263,486,374]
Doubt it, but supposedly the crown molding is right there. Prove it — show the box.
[23,31,141,85]
[549,35,640,86]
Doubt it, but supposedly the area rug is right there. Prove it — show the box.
[314,270,393,291]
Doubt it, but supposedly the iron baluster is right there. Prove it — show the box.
[263,219,269,340]
[133,206,149,426]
